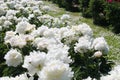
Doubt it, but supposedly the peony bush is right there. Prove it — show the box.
[0,0,118,80]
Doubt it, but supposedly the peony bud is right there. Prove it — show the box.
[93,51,102,58]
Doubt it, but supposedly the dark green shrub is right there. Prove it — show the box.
[64,0,73,11]
[79,0,92,18]
[105,1,120,33]
[49,0,80,12]
[89,0,109,26]
[64,0,80,12]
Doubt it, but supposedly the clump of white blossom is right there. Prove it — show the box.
[16,21,36,34]
[22,51,47,76]
[92,37,109,55]
[4,49,22,67]
[38,60,74,80]
[61,14,70,21]
[74,36,92,53]
[42,6,50,12]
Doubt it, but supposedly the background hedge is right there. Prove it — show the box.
[48,0,120,33]
[79,0,92,18]
[48,0,80,12]
[105,1,120,33]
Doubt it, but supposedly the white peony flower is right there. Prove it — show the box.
[6,10,17,17]
[31,25,49,38]
[4,49,22,67]
[52,18,62,27]
[15,21,28,34]
[92,37,109,54]
[22,51,47,76]
[16,17,29,23]
[4,31,16,44]
[37,25,49,36]
[25,24,36,33]
[77,23,93,37]
[57,27,69,39]
[60,28,77,44]
[24,34,34,42]
[62,29,75,39]
[21,0,28,7]
[61,14,70,21]
[9,35,27,48]
[42,6,50,11]
[50,28,60,38]
[0,3,8,11]
[28,14,34,20]
[47,44,72,63]
[43,29,55,38]
[32,37,58,50]
[6,1,16,9]
[14,4,23,10]
[3,20,12,28]
[16,21,35,34]
[74,36,92,53]
[71,25,82,34]
[0,16,6,25]
[0,6,6,16]
[27,0,39,7]
[32,37,48,50]
[37,1,44,5]
[30,29,40,38]
[24,7,32,14]
[37,14,53,23]
[33,9,42,16]
[31,6,39,11]
[38,60,74,80]
[6,15,15,21]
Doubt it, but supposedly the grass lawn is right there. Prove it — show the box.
[44,1,120,63]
